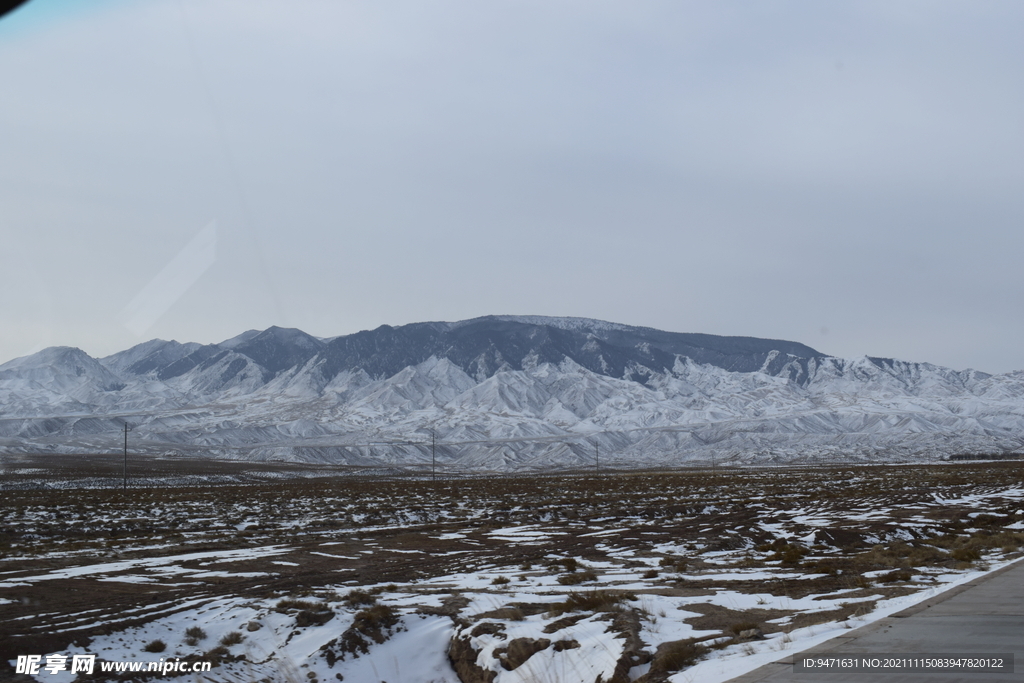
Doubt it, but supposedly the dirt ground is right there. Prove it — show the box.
[2,456,1023,679]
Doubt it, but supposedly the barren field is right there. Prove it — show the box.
[2,458,1024,682]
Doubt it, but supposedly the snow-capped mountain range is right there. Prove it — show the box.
[0,315,1021,470]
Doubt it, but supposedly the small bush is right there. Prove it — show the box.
[557,568,597,585]
[184,626,206,646]
[319,603,403,667]
[492,575,511,586]
[642,569,659,579]
[220,631,243,647]
[275,597,335,627]
[736,555,763,568]
[880,569,912,583]
[951,547,981,562]
[770,544,808,566]
[185,626,206,639]
[904,545,949,567]
[203,645,230,665]
[804,560,839,575]
[547,557,579,573]
[649,639,708,674]
[355,604,399,631]
[549,590,625,616]
[505,607,526,621]
[143,640,166,653]
[987,532,1024,550]
[659,555,687,571]
[852,542,935,569]
[276,598,322,613]
[296,608,335,627]
[343,589,377,607]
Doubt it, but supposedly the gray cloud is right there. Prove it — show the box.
[1,0,1022,372]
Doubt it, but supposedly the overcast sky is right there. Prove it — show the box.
[2,0,1023,373]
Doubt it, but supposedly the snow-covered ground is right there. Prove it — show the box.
[3,463,1023,682]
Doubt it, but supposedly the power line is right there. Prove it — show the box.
[122,422,132,490]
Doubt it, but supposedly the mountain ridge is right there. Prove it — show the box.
[0,315,1018,470]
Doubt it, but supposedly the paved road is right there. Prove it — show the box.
[726,558,1024,683]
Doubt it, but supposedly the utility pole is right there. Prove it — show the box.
[122,422,131,491]
[595,441,599,475]
[431,429,436,482]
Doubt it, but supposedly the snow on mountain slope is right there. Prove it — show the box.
[101,339,202,377]
[349,357,478,413]
[0,347,126,415]
[226,326,324,375]
[484,315,638,333]
[0,318,1021,468]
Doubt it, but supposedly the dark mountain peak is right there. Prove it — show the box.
[259,325,320,340]
[156,344,226,381]
[229,326,324,376]
[301,315,827,386]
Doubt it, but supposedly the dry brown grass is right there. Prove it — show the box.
[547,590,634,617]
[649,639,709,674]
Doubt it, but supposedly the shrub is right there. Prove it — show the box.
[184,626,206,646]
[275,598,322,613]
[853,542,930,569]
[557,568,597,585]
[951,547,981,562]
[549,590,625,616]
[203,645,230,666]
[143,640,166,653]
[881,569,912,583]
[505,607,526,621]
[320,603,402,665]
[296,608,335,627]
[642,569,659,579]
[649,639,708,674]
[905,544,949,567]
[770,544,808,566]
[547,557,579,573]
[220,631,243,647]
[659,555,687,571]
[343,589,377,607]
[185,626,206,639]
[276,597,334,627]
[492,575,511,586]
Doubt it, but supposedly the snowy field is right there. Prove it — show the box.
[2,460,1023,682]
